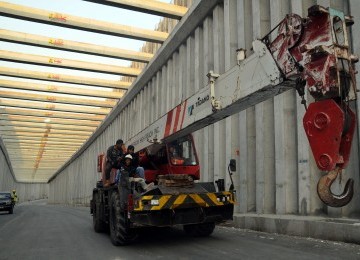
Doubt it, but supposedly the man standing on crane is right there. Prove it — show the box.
[104,139,125,187]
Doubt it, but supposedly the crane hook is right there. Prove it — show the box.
[317,167,354,207]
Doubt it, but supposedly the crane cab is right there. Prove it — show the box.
[138,134,200,183]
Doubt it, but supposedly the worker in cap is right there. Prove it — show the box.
[104,139,125,187]
[116,154,154,191]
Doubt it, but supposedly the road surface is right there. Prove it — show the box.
[0,200,359,260]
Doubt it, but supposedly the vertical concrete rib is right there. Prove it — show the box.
[212,4,225,182]
[272,0,298,214]
[291,0,311,216]
[173,51,180,106]
[201,16,214,183]
[327,0,358,217]
[193,26,203,179]
[237,0,246,213]
[186,36,195,97]
[166,58,173,114]
[224,0,238,191]
[252,0,264,213]
[254,0,276,214]
[348,0,360,217]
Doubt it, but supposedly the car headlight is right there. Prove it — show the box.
[6,201,12,205]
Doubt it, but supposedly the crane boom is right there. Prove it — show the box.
[127,5,358,207]
[128,40,290,151]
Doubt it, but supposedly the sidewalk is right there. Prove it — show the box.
[232,213,360,244]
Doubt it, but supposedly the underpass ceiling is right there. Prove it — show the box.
[0,0,187,182]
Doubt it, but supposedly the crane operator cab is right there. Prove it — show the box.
[138,134,200,183]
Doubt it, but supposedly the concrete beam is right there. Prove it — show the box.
[8,156,71,161]
[0,121,95,131]
[7,150,75,155]
[0,1,168,43]
[4,139,83,146]
[0,50,141,77]
[10,158,66,162]
[83,0,187,19]
[0,126,93,135]
[0,114,100,126]
[19,161,65,165]
[0,66,132,89]
[2,137,85,145]
[15,166,62,170]
[0,89,116,108]
[0,107,105,121]
[0,79,125,99]
[3,141,83,150]
[11,158,66,162]
[0,131,89,139]
[6,146,78,152]
[0,29,153,63]
[0,97,111,114]
[2,135,87,144]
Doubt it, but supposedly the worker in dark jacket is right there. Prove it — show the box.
[125,145,145,179]
[104,139,125,187]
[116,154,154,191]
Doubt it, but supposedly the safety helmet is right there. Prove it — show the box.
[125,154,133,160]
[12,190,16,193]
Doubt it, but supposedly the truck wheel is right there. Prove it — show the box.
[93,192,106,233]
[109,192,137,246]
[183,222,215,237]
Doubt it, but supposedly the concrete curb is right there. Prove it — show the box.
[233,214,360,244]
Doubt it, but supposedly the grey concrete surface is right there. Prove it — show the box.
[233,213,360,245]
[0,201,359,260]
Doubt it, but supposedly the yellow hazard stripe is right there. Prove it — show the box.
[172,194,187,209]
[134,192,235,211]
[189,194,207,207]
[150,195,172,210]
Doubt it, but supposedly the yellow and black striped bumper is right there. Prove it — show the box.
[130,191,235,226]
[133,191,235,212]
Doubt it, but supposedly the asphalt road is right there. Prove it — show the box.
[0,200,359,260]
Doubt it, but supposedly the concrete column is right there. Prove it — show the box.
[254,0,276,214]
[186,36,195,97]
[178,44,186,103]
[212,4,225,182]
[172,51,180,106]
[194,27,203,93]
[349,0,360,217]
[327,0,360,217]
[200,16,214,183]
[272,0,298,214]
[155,71,161,119]
[291,0,311,216]
[192,26,203,180]
[166,58,173,114]
[236,0,252,213]
[317,0,331,7]
[224,0,238,192]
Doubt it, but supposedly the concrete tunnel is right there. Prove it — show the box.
[0,0,360,243]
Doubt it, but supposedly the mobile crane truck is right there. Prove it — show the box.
[91,5,358,245]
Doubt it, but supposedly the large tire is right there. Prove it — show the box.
[109,191,137,246]
[183,222,215,237]
[8,207,13,214]
[93,192,106,233]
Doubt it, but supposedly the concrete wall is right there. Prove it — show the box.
[0,138,49,202]
[48,0,360,219]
